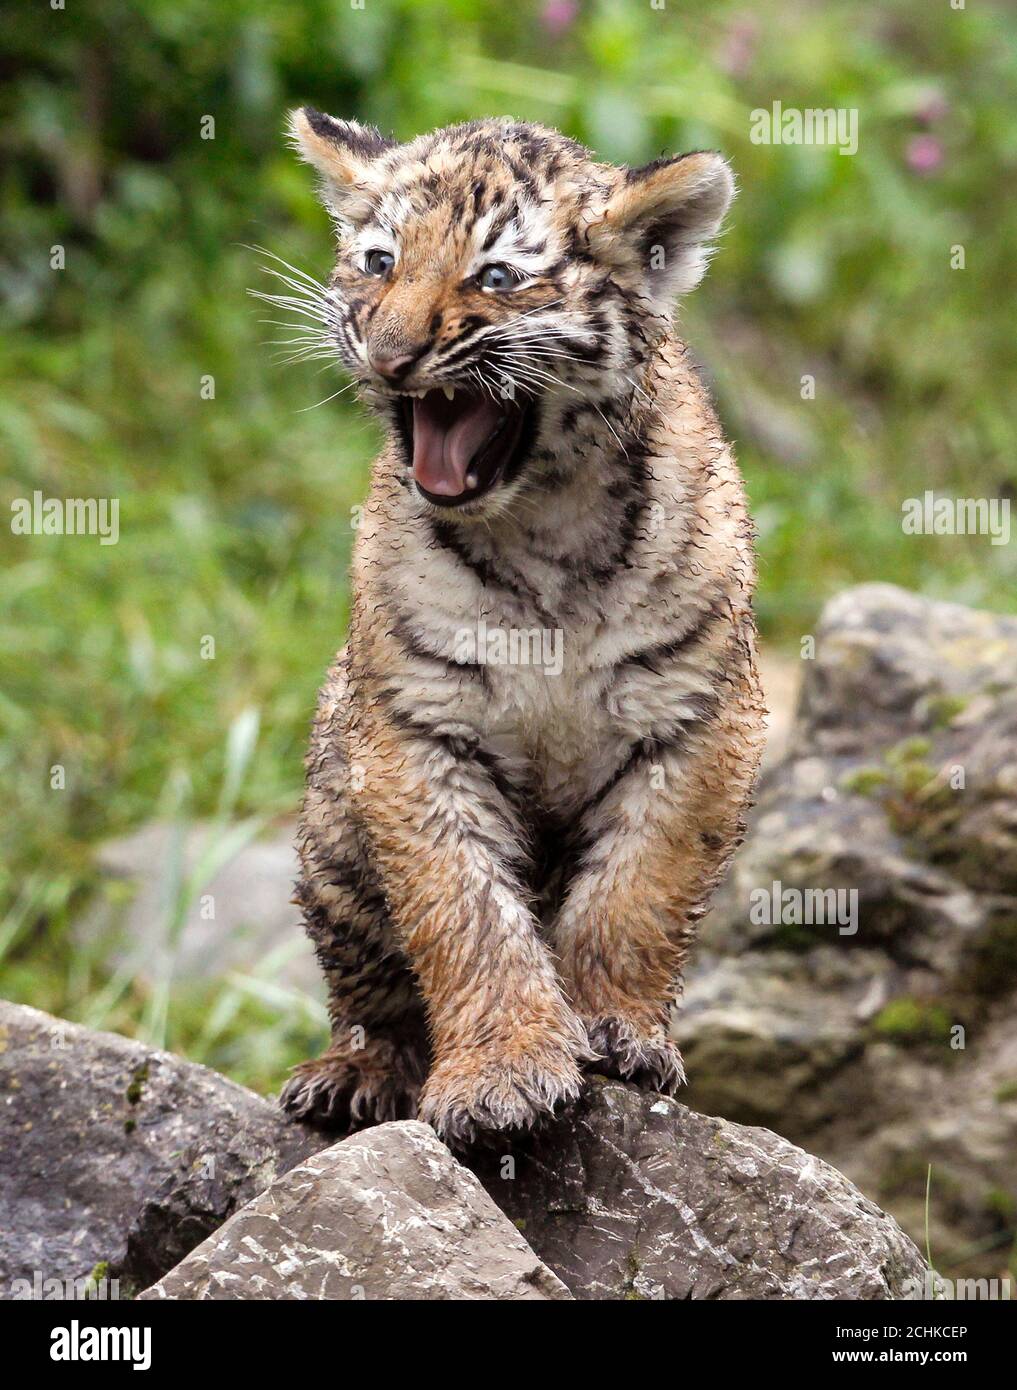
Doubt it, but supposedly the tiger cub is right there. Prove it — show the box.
[276,110,764,1143]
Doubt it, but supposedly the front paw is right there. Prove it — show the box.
[280,1038,425,1130]
[419,1035,586,1147]
[585,1016,686,1094]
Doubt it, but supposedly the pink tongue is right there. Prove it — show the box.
[412,392,503,496]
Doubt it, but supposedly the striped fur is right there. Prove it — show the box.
[277,114,765,1143]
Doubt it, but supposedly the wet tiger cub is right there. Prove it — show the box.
[276,110,764,1143]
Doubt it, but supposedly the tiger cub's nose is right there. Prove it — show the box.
[369,348,425,382]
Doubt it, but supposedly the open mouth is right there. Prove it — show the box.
[397,388,531,508]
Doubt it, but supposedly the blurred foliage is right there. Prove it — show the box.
[1,0,1015,1083]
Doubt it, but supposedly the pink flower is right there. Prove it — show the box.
[716,15,759,78]
[541,0,579,37]
[905,134,944,175]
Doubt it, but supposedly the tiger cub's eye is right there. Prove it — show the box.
[478,263,520,291]
[364,249,395,277]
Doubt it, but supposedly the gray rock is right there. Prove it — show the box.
[678,584,1017,1277]
[467,1077,925,1300]
[82,820,322,997]
[140,1123,571,1301]
[834,1012,1017,1274]
[676,949,870,1130]
[0,1001,328,1296]
[2,1001,924,1302]
[757,648,802,770]
[795,584,1017,762]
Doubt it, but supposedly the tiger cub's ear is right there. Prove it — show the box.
[287,107,394,229]
[588,151,735,307]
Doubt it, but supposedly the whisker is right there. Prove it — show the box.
[272,347,339,365]
[248,287,331,312]
[254,265,331,301]
[242,244,331,294]
[249,271,336,318]
[249,292,334,326]
[267,334,335,352]
[623,373,651,404]
[295,380,358,412]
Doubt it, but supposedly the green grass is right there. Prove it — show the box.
[0,235,376,1086]
[2,0,1016,1090]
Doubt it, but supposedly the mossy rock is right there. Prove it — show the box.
[958,915,1017,1000]
[871,998,954,1046]
[840,766,891,798]
[924,694,971,729]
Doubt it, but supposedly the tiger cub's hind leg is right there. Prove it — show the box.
[281,819,431,1128]
[281,670,430,1130]
[281,1019,428,1129]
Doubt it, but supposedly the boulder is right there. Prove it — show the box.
[140,1123,571,1301]
[677,584,1017,1278]
[0,1001,329,1296]
[0,1001,924,1301]
[467,1077,925,1300]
